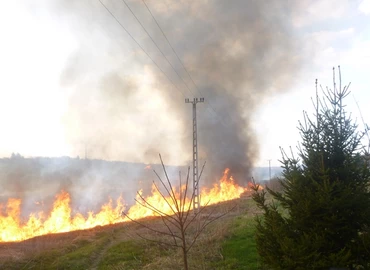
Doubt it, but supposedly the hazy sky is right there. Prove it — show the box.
[0,0,369,169]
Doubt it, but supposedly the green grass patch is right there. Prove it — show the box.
[98,240,149,269]
[214,216,262,270]
[52,238,107,270]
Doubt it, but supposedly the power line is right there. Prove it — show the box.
[100,0,233,128]
[98,0,187,98]
[123,0,232,128]
[98,0,189,167]
[122,0,196,97]
[141,0,234,127]
[142,0,200,95]
[121,0,231,176]
[98,0,245,177]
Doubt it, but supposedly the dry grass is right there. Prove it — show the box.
[0,196,260,269]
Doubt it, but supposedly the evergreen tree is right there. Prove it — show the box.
[252,67,370,269]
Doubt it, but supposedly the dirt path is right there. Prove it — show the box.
[89,236,114,270]
[89,227,129,270]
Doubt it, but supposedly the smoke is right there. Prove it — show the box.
[173,0,302,183]
[0,155,172,217]
[34,0,303,184]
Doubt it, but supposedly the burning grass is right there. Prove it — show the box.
[0,197,264,269]
[0,168,261,243]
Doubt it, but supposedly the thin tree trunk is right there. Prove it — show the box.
[182,246,188,270]
[181,223,188,270]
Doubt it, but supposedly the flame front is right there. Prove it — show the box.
[0,168,256,242]
[0,191,124,242]
[201,168,246,204]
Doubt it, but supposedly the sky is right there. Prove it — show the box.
[0,0,369,171]
[256,0,370,167]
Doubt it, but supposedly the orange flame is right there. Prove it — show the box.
[0,168,257,242]
[0,191,124,242]
[201,168,246,204]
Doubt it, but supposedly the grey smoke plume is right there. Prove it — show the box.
[45,0,302,184]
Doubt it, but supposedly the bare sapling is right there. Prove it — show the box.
[122,154,232,270]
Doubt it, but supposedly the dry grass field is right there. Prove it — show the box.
[0,196,263,270]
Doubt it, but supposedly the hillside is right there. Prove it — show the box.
[0,196,263,270]
[0,155,280,212]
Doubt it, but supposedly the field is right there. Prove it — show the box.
[0,196,264,270]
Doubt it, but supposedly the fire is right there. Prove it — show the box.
[201,168,246,204]
[0,168,258,242]
[0,191,124,242]
[125,186,183,220]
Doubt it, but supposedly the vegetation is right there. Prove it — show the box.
[98,240,156,269]
[252,67,370,269]
[214,217,262,269]
[0,197,261,269]
[123,154,233,270]
[264,177,283,192]
[0,231,112,270]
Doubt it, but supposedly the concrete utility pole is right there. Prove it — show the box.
[268,159,271,181]
[185,97,204,213]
